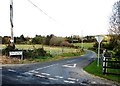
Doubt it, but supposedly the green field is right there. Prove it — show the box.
[1,44,84,64]
[0,44,82,56]
[0,43,94,56]
[73,43,94,49]
[0,43,94,49]
[0,43,93,61]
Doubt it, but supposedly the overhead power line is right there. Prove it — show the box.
[27,0,56,21]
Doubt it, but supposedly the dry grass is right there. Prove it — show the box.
[0,56,22,64]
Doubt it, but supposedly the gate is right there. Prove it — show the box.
[102,56,120,74]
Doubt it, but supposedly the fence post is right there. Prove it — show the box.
[102,56,107,74]
[21,50,23,60]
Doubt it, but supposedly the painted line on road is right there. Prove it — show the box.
[91,81,97,84]
[62,63,76,68]
[23,72,34,76]
[41,73,50,76]
[17,75,23,78]
[64,80,75,84]
[48,77,58,81]
[8,69,16,72]
[68,78,78,81]
[29,70,39,74]
[73,64,76,67]
[55,76,63,79]
[35,74,46,78]
[36,64,58,70]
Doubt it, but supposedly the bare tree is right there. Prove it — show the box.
[109,0,120,58]
[109,1,120,35]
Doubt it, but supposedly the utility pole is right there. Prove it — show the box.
[71,34,73,44]
[81,30,84,49]
[10,0,14,44]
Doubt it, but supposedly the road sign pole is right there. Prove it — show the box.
[97,42,100,66]
[95,35,104,67]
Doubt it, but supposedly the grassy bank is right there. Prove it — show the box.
[2,51,84,64]
[84,60,120,83]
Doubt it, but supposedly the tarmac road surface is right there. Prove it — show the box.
[1,50,119,86]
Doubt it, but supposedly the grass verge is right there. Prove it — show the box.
[2,51,84,64]
[83,60,120,83]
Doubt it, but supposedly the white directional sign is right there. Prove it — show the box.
[9,51,23,60]
[95,35,104,67]
[9,51,23,55]
[95,35,104,43]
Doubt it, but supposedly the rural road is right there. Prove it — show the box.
[1,50,119,86]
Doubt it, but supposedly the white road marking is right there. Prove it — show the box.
[29,70,39,74]
[91,81,96,84]
[23,63,58,77]
[24,72,34,75]
[48,77,58,81]
[80,82,87,85]
[41,73,50,76]
[73,64,76,67]
[35,74,45,78]
[8,69,16,72]
[62,63,76,68]
[64,80,75,83]
[68,78,78,81]
[17,75,22,78]
[36,64,58,70]
[55,76,63,79]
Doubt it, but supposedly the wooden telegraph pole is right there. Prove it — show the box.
[9,0,15,49]
[10,0,14,44]
[10,0,15,48]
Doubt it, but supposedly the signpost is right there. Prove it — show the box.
[9,51,23,60]
[95,35,104,66]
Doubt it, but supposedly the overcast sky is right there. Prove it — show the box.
[0,0,117,37]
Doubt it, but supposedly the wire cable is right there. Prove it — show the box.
[27,0,56,21]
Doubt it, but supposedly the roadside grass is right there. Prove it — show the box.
[28,52,84,63]
[73,43,94,49]
[1,51,84,64]
[84,60,120,83]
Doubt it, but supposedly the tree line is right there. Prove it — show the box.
[1,34,96,46]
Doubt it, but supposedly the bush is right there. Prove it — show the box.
[36,48,46,56]
[23,48,52,59]
[2,43,15,56]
